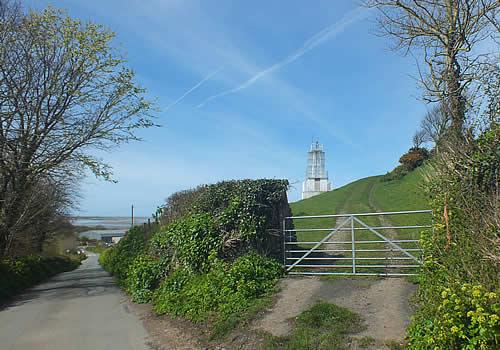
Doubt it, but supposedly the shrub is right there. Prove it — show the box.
[407,125,499,348]
[0,255,79,301]
[399,147,429,171]
[383,147,430,181]
[152,253,283,334]
[99,179,290,336]
[99,225,147,283]
[159,186,207,225]
[382,164,408,181]
[408,283,499,349]
[150,213,219,272]
[125,254,168,303]
[150,179,290,272]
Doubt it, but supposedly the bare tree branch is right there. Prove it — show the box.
[366,0,499,137]
[0,2,158,256]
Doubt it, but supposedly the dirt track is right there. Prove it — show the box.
[254,276,416,349]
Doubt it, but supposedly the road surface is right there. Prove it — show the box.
[0,253,150,350]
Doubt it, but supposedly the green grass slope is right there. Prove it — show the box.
[290,166,430,218]
[371,166,429,213]
[291,176,381,217]
[287,166,432,274]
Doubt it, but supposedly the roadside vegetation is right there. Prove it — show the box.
[1,1,498,349]
[0,0,155,302]
[0,255,81,302]
[366,1,499,348]
[100,179,289,338]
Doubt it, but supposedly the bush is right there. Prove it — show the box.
[399,147,429,171]
[382,164,408,181]
[407,125,499,348]
[125,254,168,303]
[152,253,283,334]
[99,225,147,283]
[150,213,219,272]
[408,283,499,349]
[150,179,290,272]
[99,179,290,336]
[383,147,429,181]
[0,255,80,301]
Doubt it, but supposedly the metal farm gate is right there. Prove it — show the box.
[283,210,433,276]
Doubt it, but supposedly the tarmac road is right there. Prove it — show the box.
[0,253,150,350]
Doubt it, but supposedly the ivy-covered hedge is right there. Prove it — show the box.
[0,255,80,301]
[99,225,147,283]
[163,179,289,258]
[125,254,169,303]
[150,213,218,272]
[152,253,282,329]
[99,179,290,335]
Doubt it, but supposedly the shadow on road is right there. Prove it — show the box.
[1,256,120,311]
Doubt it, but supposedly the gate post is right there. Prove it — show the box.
[351,215,356,274]
[282,218,287,268]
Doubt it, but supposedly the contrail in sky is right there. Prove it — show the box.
[165,67,222,111]
[196,7,369,108]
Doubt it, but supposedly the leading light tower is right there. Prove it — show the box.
[301,141,332,199]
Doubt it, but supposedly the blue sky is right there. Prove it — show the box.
[31,0,428,217]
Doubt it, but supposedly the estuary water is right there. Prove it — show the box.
[73,216,149,240]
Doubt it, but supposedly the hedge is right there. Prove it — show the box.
[99,179,290,336]
[0,255,80,301]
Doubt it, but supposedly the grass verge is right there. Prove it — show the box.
[264,301,365,350]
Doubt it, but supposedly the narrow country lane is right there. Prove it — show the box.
[0,254,150,350]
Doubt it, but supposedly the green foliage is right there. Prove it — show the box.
[99,225,147,283]
[99,179,289,337]
[0,255,80,300]
[150,213,218,272]
[193,180,284,236]
[151,179,289,270]
[159,186,207,225]
[399,148,430,171]
[125,254,168,303]
[265,301,364,350]
[407,125,500,349]
[382,164,409,181]
[383,147,429,181]
[152,253,283,337]
[408,283,499,349]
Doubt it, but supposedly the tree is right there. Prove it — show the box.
[420,104,452,148]
[367,0,499,138]
[412,129,427,148]
[0,2,156,256]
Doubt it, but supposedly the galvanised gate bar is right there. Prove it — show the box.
[283,210,433,276]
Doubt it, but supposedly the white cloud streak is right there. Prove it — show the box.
[164,66,222,112]
[197,7,369,108]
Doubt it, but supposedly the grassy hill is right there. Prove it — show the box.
[291,166,430,217]
[287,166,432,275]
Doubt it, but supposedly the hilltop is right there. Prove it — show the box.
[290,166,430,218]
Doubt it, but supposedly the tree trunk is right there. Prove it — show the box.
[445,54,465,138]
[445,2,465,140]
